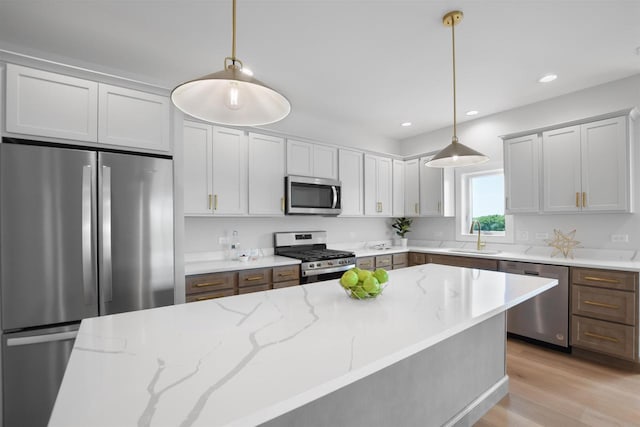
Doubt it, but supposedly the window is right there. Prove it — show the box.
[456,169,512,243]
[467,171,505,235]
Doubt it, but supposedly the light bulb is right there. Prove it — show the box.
[224,81,243,110]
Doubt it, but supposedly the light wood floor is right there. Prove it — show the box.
[475,339,640,427]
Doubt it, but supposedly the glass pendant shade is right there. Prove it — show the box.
[426,137,489,167]
[171,66,291,126]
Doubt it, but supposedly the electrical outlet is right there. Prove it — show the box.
[218,236,229,245]
[611,234,629,243]
[517,231,529,241]
[535,233,549,240]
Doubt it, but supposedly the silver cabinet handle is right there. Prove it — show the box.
[101,165,113,304]
[7,331,78,347]
[82,165,97,306]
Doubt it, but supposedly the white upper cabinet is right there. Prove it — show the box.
[404,159,420,217]
[418,156,454,217]
[287,139,338,179]
[183,121,213,215]
[580,117,629,212]
[5,64,171,152]
[338,148,364,216]
[504,133,540,213]
[364,154,392,216]
[392,159,405,217]
[248,133,285,216]
[98,84,170,152]
[542,116,630,213]
[6,64,98,142]
[211,126,248,215]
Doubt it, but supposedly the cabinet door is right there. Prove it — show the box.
[212,126,247,215]
[98,84,170,151]
[580,117,629,212]
[364,154,378,215]
[392,159,405,217]
[404,159,420,217]
[542,125,581,212]
[419,156,443,216]
[286,139,313,176]
[183,121,213,215]
[313,144,338,180]
[377,156,393,216]
[504,134,540,213]
[338,149,364,216]
[6,64,98,142]
[248,133,285,216]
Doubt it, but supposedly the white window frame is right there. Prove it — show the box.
[455,167,514,244]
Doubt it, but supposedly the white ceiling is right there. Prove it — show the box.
[0,1,639,140]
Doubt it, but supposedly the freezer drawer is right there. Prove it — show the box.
[2,324,78,427]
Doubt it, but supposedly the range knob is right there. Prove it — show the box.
[328,261,333,266]
[309,263,314,268]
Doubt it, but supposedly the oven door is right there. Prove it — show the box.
[285,175,341,215]
[301,270,345,284]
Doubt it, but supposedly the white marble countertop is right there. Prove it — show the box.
[185,255,301,275]
[50,264,557,427]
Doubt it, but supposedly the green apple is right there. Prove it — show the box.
[373,268,389,284]
[340,270,359,289]
[362,276,380,294]
[356,269,372,283]
[352,286,369,299]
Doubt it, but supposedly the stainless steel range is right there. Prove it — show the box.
[274,231,355,283]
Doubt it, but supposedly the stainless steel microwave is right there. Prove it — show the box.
[285,175,342,215]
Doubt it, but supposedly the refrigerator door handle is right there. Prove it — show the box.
[101,165,113,304]
[82,165,97,306]
[7,331,78,347]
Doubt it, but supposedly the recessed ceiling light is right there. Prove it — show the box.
[465,110,479,116]
[401,122,412,127]
[538,74,557,83]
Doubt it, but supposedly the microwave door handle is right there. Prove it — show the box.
[331,186,338,209]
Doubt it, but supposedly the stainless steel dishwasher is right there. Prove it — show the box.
[499,260,569,348]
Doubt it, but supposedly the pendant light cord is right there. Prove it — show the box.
[231,0,237,61]
[451,17,457,140]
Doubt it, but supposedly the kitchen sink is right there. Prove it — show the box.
[447,248,501,255]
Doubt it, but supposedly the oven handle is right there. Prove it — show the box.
[331,186,338,209]
[302,263,354,277]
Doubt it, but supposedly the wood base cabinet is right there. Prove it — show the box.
[570,267,638,362]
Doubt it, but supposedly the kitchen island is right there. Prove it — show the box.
[49,264,557,427]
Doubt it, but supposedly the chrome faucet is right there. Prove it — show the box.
[469,220,486,251]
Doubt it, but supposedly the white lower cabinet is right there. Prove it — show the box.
[364,154,392,216]
[248,133,285,216]
[5,63,98,142]
[183,121,247,216]
[338,148,364,216]
[98,84,170,151]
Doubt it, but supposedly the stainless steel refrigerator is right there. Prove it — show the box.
[0,140,175,427]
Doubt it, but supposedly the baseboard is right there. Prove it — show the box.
[445,375,509,427]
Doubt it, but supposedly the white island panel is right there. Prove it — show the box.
[50,264,557,427]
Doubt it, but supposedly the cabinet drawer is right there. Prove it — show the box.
[428,254,498,271]
[186,272,237,295]
[571,315,636,361]
[392,263,408,270]
[186,288,236,303]
[572,285,636,325]
[238,284,272,294]
[392,253,408,265]
[273,265,300,283]
[356,257,375,271]
[238,268,272,287]
[409,252,426,266]
[375,255,392,268]
[572,268,637,292]
[273,280,300,289]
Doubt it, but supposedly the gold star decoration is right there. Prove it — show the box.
[545,229,580,259]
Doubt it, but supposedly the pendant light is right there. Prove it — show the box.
[426,11,488,168]
[171,0,291,126]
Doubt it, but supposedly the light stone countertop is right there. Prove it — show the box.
[185,255,301,276]
[49,264,557,427]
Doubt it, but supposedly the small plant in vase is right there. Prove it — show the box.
[392,217,412,247]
